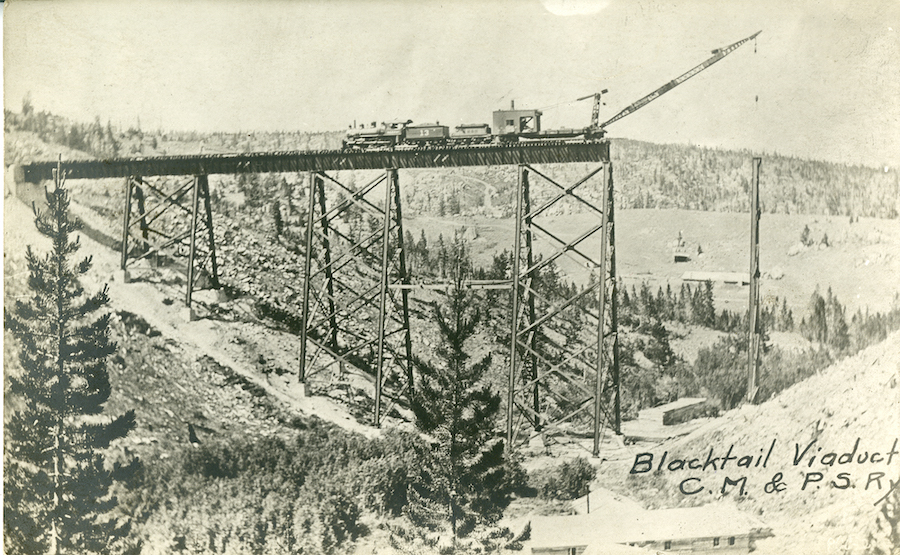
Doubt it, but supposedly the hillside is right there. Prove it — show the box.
[600,331,900,554]
[7,106,900,219]
[5,113,899,554]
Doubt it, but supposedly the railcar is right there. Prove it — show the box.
[450,123,492,144]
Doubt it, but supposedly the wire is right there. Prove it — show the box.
[535,97,586,111]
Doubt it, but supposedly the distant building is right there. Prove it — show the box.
[681,271,750,286]
[529,503,769,555]
[671,231,694,262]
[640,397,713,426]
[673,245,691,263]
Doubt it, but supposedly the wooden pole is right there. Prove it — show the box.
[747,158,762,403]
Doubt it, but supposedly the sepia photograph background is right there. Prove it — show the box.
[4,1,899,554]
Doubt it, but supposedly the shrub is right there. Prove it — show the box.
[536,457,597,500]
[355,429,435,516]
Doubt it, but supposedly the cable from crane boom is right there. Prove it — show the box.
[596,30,762,131]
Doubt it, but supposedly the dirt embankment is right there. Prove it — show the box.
[605,331,900,554]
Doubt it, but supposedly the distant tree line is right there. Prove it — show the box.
[610,139,899,218]
[6,97,128,158]
[397,140,899,219]
[8,103,898,219]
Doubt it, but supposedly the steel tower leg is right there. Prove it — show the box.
[132,181,150,255]
[391,171,415,391]
[121,176,133,270]
[593,163,611,457]
[315,174,340,356]
[185,175,201,308]
[298,171,317,384]
[200,175,220,289]
[608,163,622,435]
[507,165,526,448]
[374,169,395,427]
[522,170,540,431]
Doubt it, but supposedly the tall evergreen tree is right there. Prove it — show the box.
[824,287,850,352]
[417,229,429,267]
[801,289,828,344]
[408,240,508,538]
[4,171,136,554]
[690,280,716,327]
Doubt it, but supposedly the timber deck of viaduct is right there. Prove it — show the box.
[20,142,609,181]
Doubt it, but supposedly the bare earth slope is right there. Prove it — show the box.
[3,194,378,440]
[616,331,900,554]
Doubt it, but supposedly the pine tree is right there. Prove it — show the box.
[691,280,716,327]
[824,287,849,351]
[417,230,429,267]
[800,224,812,246]
[271,199,284,237]
[4,170,136,554]
[778,299,794,332]
[409,240,508,538]
[801,289,828,344]
[436,233,448,277]
[403,229,417,272]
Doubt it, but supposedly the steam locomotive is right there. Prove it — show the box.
[342,102,601,150]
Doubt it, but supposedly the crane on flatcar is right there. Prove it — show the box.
[342,31,761,150]
[579,30,761,136]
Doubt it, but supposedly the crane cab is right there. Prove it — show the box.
[493,103,542,138]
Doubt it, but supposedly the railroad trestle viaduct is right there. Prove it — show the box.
[19,141,622,456]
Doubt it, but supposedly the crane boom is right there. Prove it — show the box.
[592,30,761,132]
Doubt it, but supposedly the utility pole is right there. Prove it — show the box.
[747,158,762,403]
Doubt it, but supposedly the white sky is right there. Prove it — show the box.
[3,0,899,167]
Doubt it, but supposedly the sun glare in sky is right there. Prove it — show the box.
[540,0,612,16]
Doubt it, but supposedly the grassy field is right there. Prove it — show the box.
[404,209,900,318]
